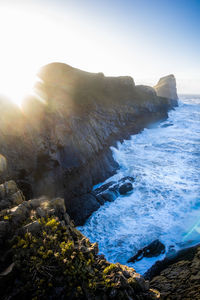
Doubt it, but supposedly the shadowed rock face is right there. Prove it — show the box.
[154,74,178,105]
[0,180,160,300]
[0,63,178,224]
[149,245,200,299]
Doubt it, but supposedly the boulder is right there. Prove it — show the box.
[66,193,100,226]
[119,176,135,183]
[101,190,116,202]
[128,240,165,263]
[93,181,116,195]
[119,182,133,195]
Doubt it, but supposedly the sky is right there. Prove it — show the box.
[0,0,199,103]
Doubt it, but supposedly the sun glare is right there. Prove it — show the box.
[0,6,56,106]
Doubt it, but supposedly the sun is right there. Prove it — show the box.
[0,6,53,107]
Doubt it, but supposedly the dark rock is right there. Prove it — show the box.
[149,244,200,299]
[67,193,100,226]
[144,244,198,281]
[101,191,116,202]
[119,182,133,195]
[119,176,135,183]
[0,221,9,242]
[23,221,41,234]
[0,180,159,300]
[93,181,116,195]
[128,240,165,263]
[96,195,105,205]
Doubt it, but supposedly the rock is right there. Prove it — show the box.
[149,244,200,299]
[144,243,198,281]
[119,182,133,195]
[93,181,116,195]
[118,176,135,183]
[0,184,6,199]
[136,85,157,97]
[0,262,15,277]
[0,221,9,241]
[0,63,178,226]
[154,74,178,103]
[67,193,100,226]
[0,180,159,300]
[96,194,105,205]
[128,240,165,263]
[4,181,18,196]
[23,221,41,234]
[0,181,25,210]
[101,191,117,202]
[11,191,25,205]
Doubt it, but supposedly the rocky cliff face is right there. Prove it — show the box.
[0,63,178,225]
[149,245,200,299]
[154,74,178,106]
[0,181,160,300]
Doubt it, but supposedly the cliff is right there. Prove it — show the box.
[154,74,178,106]
[0,180,160,299]
[0,63,178,225]
[149,244,200,299]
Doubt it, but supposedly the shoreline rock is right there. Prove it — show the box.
[148,244,200,299]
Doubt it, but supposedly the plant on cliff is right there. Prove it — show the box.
[0,181,160,300]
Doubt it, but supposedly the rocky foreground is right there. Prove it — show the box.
[149,247,200,299]
[0,180,160,299]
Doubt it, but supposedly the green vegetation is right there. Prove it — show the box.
[10,216,127,299]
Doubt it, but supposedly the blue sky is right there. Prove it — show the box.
[0,0,200,96]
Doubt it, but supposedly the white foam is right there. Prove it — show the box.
[79,96,200,274]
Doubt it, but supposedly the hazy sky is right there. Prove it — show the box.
[0,0,199,100]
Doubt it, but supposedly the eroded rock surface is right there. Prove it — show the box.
[150,245,200,299]
[0,63,178,224]
[0,181,160,299]
[154,75,178,105]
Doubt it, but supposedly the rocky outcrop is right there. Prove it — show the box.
[154,74,178,106]
[0,181,160,299]
[0,63,178,225]
[128,240,165,263]
[149,245,200,299]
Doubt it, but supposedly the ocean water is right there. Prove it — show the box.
[79,95,200,274]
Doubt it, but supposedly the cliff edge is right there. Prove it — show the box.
[154,74,178,106]
[0,63,178,225]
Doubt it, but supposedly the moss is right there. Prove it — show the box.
[3,215,154,299]
[103,263,117,275]
[11,216,110,298]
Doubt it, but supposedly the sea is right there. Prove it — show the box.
[79,95,200,275]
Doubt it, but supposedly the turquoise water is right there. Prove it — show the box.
[79,96,200,274]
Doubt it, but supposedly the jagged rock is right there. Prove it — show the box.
[0,181,25,209]
[150,245,200,299]
[93,181,116,194]
[119,176,135,183]
[154,74,178,104]
[119,182,133,195]
[23,221,41,234]
[67,193,100,226]
[0,180,159,299]
[128,240,165,263]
